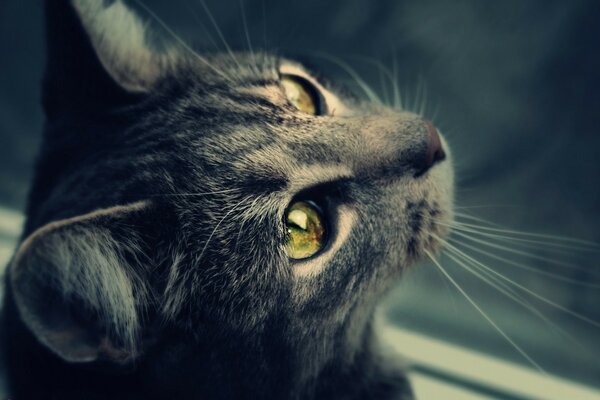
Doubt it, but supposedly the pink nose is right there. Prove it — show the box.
[423,119,446,172]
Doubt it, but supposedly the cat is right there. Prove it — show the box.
[1,0,453,399]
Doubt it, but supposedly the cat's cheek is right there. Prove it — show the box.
[289,205,356,279]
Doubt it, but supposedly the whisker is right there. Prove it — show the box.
[312,53,382,104]
[195,197,248,265]
[444,222,600,254]
[413,76,419,115]
[347,55,401,109]
[238,0,256,71]
[452,219,600,249]
[454,205,522,210]
[391,49,403,109]
[447,237,600,287]
[197,0,242,70]
[450,230,598,273]
[413,74,428,117]
[443,250,585,351]
[437,238,600,329]
[132,0,229,80]
[375,57,391,106]
[419,78,429,118]
[453,211,504,226]
[184,0,221,51]
[424,249,546,372]
[233,197,261,253]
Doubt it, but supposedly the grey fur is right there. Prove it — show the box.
[11,202,150,362]
[3,0,453,398]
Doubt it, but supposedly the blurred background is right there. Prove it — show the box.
[1,0,599,393]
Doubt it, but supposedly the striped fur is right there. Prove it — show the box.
[3,0,453,399]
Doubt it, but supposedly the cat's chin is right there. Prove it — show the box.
[405,210,453,266]
[403,157,454,264]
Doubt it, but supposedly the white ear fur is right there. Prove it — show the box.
[10,202,150,363]
[72,0,163,92]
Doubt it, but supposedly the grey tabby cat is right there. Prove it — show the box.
[2,0,453,398]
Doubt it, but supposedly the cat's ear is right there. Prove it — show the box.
[10,202,152,364]
[44,0,169,116]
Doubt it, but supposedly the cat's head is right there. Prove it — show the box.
[9,0,452,380]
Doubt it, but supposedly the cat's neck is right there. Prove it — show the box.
[138,306,411,399]
[5,289,411,399]
[141,312,387,398]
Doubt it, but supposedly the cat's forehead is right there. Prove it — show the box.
[149,52,433,197]
[179,52,355,117]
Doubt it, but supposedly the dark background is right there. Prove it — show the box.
[1,0,599,389]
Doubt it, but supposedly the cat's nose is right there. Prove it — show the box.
[416,120,446,175]
[350,115,447,179]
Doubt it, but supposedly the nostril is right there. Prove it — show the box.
[424,119,445,169]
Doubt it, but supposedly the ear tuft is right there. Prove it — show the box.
[10,202,151,364]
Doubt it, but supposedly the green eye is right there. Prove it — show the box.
[281,74,321,115]
[285,201,326,259]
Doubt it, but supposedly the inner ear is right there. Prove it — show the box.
[10,202,152,364]
[72,0,164,92]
